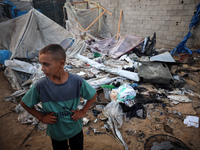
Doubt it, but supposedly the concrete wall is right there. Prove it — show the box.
[94,0,200,49]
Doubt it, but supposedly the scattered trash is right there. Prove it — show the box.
[147,109,165,124]
[117,84,136,102]
[82,117,90,126]
[184,116,199,128]
[77,71,86,76]
[167,95,192,103]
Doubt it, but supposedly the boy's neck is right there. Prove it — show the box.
[50,71,69,84]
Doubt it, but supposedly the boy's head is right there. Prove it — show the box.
[39,44,66,61]
[39,44,66,77]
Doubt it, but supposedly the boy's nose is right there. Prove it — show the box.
[41,65,45,71]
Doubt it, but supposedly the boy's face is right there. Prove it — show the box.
[39,53,64,78]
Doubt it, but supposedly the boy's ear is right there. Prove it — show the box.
[60,59,65,67]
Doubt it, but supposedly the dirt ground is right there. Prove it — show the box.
[0,53,200,150]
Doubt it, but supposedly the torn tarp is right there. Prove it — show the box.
[90,34,144,59]
[0,8,73,59]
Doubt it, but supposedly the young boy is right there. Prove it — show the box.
[20,44,97,150]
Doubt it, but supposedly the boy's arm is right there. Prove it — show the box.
[71,92,97,121]
[20,101,57,124]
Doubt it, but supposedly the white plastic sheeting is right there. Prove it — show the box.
[5,59,36,74]
[0,8,73,59]
[76,54,140,82]
[150,52,175,62]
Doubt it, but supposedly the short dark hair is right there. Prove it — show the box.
[39,44,66,61]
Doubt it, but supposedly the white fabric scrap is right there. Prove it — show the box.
[184,116,199,128]
[167,95,192,103]
[77,71,86,76]
[5,59,36,74]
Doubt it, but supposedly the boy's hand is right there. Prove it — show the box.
[71,110,85,121]
[41,112,57,124]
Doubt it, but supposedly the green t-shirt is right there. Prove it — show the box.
[22,73,96,141]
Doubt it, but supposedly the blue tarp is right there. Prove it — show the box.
[4,0,16,18]
[171,3,200,55]
[0,50,12,65]
[3,0,41,18]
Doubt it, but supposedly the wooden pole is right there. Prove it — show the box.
[117,10,123,40]
[87,0,112,15]
[63,6,66,22]
[84,10,106,31]
[74,17,85,31]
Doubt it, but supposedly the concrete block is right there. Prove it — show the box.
[160,25,169,31]
[172,4,184,10]
[165,20,175,26]
[189,9,196,15]
[175,21,186,27]
[178,10,190,15]
[173,31,183,37]
[156,20,166,25]
[168,0,180,4]
[157,10,167,15]
[161,15,171,21]
[183,4,196,10]
[161,39,171,45]
[144,24,152,29]
[145,6,154,11]
[180,0,191,4]
[151,24,160,30]
[127,19,134,24]
[140,11,149,16]
[162,5,173,10]
[169,25,179,31]
[153,15,162,21]
[167,10,178,15]
[176,36,185,42]
[171,16,181,21]
[153,6,163,11]
[156,30,164,35]
[159,0,169,5]
[150,11,158,16]
[164,30,173,36]
[158,35,167,40]
[166,35,176,40]
[181,16,192,21]
[150,1,159,5]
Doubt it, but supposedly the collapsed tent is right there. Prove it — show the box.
[64,2,111,39]
[89,34,144,59]
[0,8,73,59]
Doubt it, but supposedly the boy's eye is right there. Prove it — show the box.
[43,63,49,67]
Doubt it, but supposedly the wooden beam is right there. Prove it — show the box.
[74,17,85,31]
[70,1,87,5]
[63,6,66,22]
[117,10,123,40]
[87,0,112,15]
[84,10,106,31]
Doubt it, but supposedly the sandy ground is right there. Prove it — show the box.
[0,54,200,150]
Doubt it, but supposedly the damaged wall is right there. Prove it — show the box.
[91,0,200,49]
